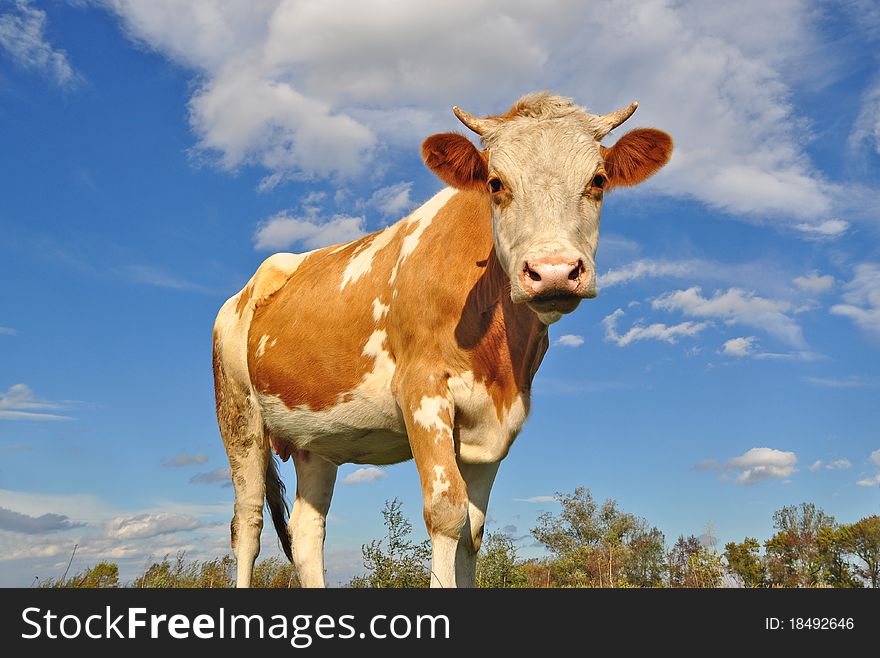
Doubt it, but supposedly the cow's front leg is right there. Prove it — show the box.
[455,461,500,587]
[401,387,468,588]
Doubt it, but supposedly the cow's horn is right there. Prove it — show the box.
[452,106,495,136]
[594,101,638,139]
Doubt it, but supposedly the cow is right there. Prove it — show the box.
[212,92,672,588]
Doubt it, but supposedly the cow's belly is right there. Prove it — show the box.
[257,389,411,466]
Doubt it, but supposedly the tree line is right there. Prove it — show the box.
[36,488,879,588]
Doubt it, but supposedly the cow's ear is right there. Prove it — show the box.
[421,132,488,191]
[600,128,672,189]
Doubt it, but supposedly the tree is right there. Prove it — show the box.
[476,532,527,588]
[667,535,721,587]
[624,526,667,587]
[816,527,858,588]
[348,498,431,588]
[724,538,765,588]
[839,515,880,588]
[765,503,836,587]
[531,487,662,587]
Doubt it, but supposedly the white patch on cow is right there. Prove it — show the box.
[447,371,528,464]
[388,188,455,285]
[340,224,400,290]
[431,465,450,500]
[371,298,390,322]
[255,334,271,358]
[362,329,387,357]
[413,395,453,442]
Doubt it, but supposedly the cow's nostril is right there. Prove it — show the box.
[524,264,542,282]
[568,260,584,281]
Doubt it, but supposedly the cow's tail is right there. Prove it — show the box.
[265,456,293,562]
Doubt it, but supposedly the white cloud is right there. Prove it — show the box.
[123,265,212,293]
[366,181,414,217]
[826,459,851,470]
[0,383,74,421]
[802,375,867,388]
[0,0,78,87]
[162,454,210,467]
[94,0,845,223]
[721,336,757,357]
[857,448,880,487]
[0,507,85,534]
[189,467,231,485]
[598,259,697,289]
[253,211,365,251]
[849,76,880,154]
[553,334,584,348]
[793,271,835,294]
[792,219,849,238]
[602,308,709,347]
[652,286,805,348]
[831,263,880,338]
[0,327,17,336]
[809,460,823,473]
[103,512,201,540]
[725,447,798,485]
[0,490,114,525]
[514,496,557,503]
[342,467,387,484]
[0,491,231,582]
[720,336,820,361]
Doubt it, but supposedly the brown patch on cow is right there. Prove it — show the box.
[600,128,673,189]
[421,133,488,190]
[247,229,407,411]
[455,249,548,421]
[235,285,253,317]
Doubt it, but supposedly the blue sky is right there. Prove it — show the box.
[1,0,879,586]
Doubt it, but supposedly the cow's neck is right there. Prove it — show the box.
[451,191,550,403]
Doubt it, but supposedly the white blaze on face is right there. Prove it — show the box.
[483,113,605,299]
[413,395,453,443]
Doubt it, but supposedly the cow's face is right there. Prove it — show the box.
[422,93,672,324]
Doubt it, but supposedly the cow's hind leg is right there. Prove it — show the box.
[455,461,500,587]
[214,350,270,587]
[288,449,337,587]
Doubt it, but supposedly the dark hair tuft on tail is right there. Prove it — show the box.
[265,456,292,562]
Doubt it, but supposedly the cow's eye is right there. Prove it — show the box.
[591,174,606,189]
[488,177,504,194]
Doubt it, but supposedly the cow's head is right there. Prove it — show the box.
[422,92,672,324]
